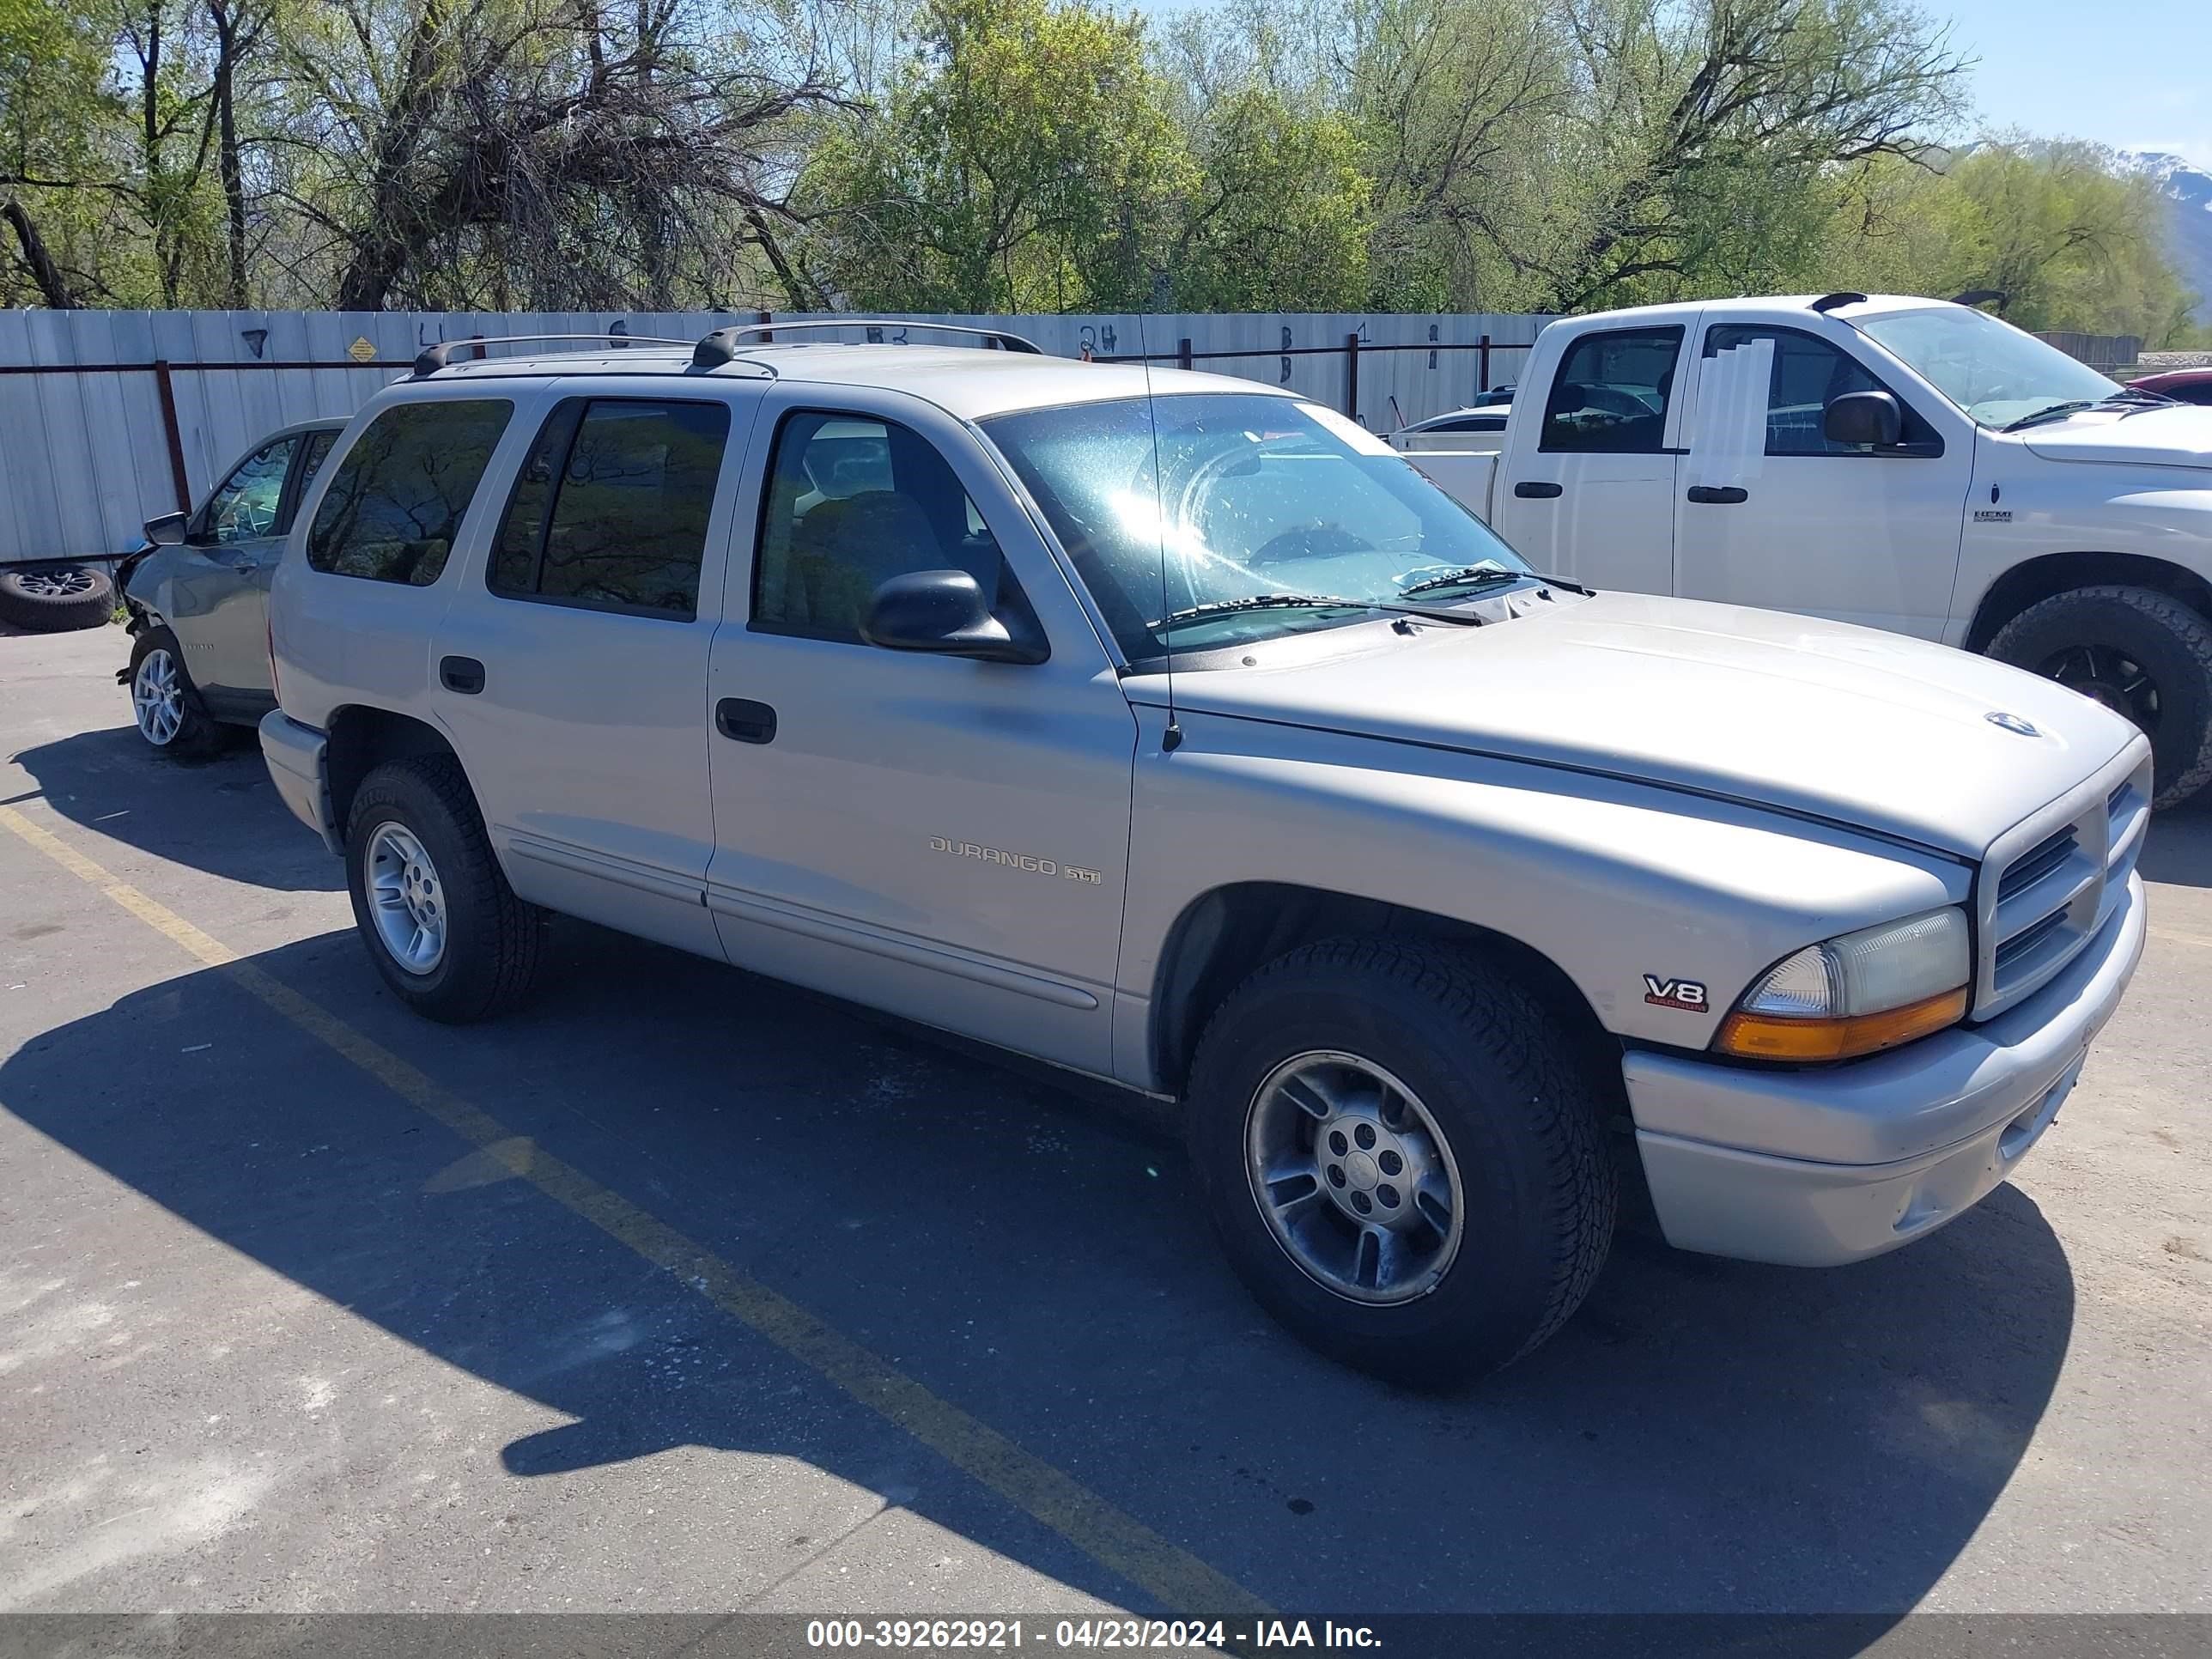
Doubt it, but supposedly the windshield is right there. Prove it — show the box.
[979,393,1532,659]
[1858,307,2117,428]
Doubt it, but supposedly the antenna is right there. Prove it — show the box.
[1135,313,1181,752]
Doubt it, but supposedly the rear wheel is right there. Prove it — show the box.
[344,757,544,1022]
[1987,585,2212,809]
[126,626,222,757]
[1185,938,1616,1387]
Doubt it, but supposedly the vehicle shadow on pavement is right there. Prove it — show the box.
[2139,793,2212,889]
[0,922,2077,1630]
[5,724,342,894]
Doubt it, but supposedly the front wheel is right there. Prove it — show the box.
[1185,939,1617,1388]
[1987,585,2212,808]
[344,756,544,1022]
[126,626,222,757]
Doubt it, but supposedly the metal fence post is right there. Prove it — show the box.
[153,361,192,512]
[1478,334,1492,394]
[1177,337,1193,372]
[1345,331,1360,419]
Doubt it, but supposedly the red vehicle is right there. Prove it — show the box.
[2130,368,2212,406]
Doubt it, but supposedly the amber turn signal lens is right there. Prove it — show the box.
[1713,986,1970,1061]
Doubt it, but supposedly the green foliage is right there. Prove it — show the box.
[0,0,2200,334]
[797,0,1191,313]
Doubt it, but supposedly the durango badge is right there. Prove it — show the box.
[1643,975,1709,1012]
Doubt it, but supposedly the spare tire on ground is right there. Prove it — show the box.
[0,564,115,632]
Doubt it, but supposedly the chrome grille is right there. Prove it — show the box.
[1973,747,2150,1020]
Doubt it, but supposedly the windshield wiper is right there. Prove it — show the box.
[2103,386,2181,416]
[2001,400,2098,432]
[1151,593,1367,627]
[1398,566,1593,599]
[1149,592,1483,631]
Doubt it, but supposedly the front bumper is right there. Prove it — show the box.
[258,710,342,856]
[1624,872,2145,1266]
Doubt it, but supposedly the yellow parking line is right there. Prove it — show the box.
[0,802,1270,1619]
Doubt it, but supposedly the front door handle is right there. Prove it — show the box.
[1513,480,1564,499]
[715,697,777,744]
[440,655,485,695]
[1685,485,1749,505]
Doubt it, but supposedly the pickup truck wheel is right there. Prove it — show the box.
[125,626,222,757]
[344,757,543,1023]
[1987,585,2212,809]
[1186,939,1616,1387]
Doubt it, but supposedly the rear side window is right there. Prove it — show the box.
[489,398,731,619]
[307,400,513,586]
[1539,327,1681,453]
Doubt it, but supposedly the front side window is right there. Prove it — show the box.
[489,399,730,619]
[981,393,1532,660]
[197,440,295,544]
[1703,325,1937,455]
[307,400,513,586]
[1857,306,2116,428]
[751,412,1019,643]
[1539,327,1681,453]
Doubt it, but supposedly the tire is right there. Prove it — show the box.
[344,756,544,1023]
[1987,585,2212,809]
[125,626,223,758]
[1185,938,1616,1388]
[0,563,114,631]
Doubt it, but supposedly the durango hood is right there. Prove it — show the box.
[1166,592,2141,858]
[2019,403,2212,468]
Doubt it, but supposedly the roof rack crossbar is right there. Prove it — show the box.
[1808,291,1869,314]
[412,332,696,378]
[693,319,1043,366]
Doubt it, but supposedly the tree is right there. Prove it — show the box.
[257,0,838,311]
[1,0,119,305]
[795,0,1191,313]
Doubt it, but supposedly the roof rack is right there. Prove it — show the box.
[411,332,696,378]
[1808,291,1869,314]
[690,319,1043,368]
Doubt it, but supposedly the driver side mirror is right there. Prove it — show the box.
[1824,389,1903,448]
[860,570,1048,665]
[143,511,187,547]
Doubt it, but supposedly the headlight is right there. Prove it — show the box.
[1713,907,1971,1061]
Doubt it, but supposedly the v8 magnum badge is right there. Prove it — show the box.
[1642,975,1709,1012]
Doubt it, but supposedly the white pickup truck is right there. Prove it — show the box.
[1400,293,2212,806]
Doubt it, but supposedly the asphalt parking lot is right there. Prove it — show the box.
[3,622,2211,1634]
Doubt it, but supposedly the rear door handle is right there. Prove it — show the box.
[440,655,485,695]
[1685,485,1749,505]
[1513,481,1564,499]
[715,697,777,744]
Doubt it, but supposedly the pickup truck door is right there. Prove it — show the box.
[1673,319,1971,637]
[1490,323,1684,595]
[702,388,1137,1077]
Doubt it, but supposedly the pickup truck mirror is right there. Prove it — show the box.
[860,569,1048,665]
[1824,389,1903,448]
[143,511,188,547]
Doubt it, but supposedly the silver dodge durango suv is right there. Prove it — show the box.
[260,322,2149,1384]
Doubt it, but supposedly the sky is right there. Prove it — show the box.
[1933,0,2212,170]
[1135,0,2212,174]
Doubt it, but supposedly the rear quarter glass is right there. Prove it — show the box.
[307,400,515,586]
